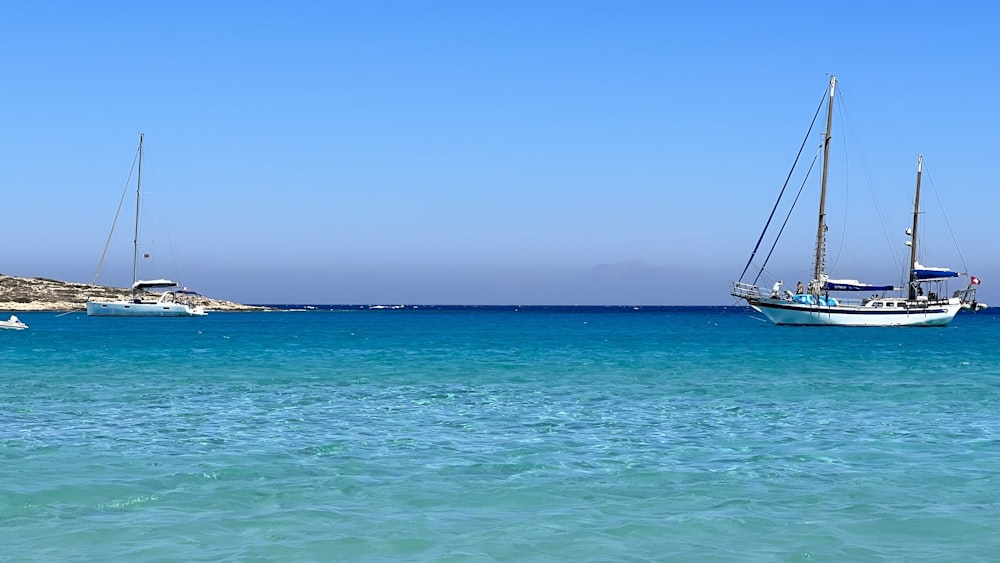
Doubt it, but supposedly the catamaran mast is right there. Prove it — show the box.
[132,132,144,299]
[908,154,923,299]
[813,76,836,287]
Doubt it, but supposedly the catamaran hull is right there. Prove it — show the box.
[748,299,960,327]
[86,301,206,317]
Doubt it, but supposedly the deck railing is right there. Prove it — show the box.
[730,281,760,300]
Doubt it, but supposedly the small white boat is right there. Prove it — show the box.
[0,315,28,330]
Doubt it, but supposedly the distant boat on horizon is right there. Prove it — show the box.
[731,76,979,327]
[86,133,206,317]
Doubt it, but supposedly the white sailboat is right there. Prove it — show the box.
[731,76,977,327]
[87,133,206,317]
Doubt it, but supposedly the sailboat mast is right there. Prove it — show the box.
[132,132,144,298]
[813,76,836,286]
[908,154,923,298]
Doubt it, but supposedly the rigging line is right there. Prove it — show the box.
[92,145,141,285]
[152,188,186,287]
[837,86,905,277]
[751,150,821,286]
[923,164,969,272]
[737,86,827,282]
[755,264,784,286]
[137,146,185,287]
[862,155,904,275]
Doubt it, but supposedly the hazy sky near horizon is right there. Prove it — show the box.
[2,1,997,305]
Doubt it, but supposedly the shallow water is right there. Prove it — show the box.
[2,307,999,560]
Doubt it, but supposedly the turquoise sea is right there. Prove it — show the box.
[3,306,999,561]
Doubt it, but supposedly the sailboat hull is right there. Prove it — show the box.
[748,298,960,327]
[86,300,206,317]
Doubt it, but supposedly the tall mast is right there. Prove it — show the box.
[132,132,144,298]
[813,75,836,286]
[908,154,923,299]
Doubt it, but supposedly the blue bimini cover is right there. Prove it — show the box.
[823,280,895,291]
[912,268,960,280]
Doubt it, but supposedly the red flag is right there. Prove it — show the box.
[971,276,981,285]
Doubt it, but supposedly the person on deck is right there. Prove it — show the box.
[796,281,804,295]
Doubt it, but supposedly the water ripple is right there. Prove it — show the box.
[3,310,1000,560]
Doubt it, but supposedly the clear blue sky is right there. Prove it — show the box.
[2,1,996,305]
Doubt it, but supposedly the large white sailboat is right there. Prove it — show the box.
[87,133,206,317]
[731,76,978,327]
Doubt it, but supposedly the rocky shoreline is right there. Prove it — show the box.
[0,274,266,312]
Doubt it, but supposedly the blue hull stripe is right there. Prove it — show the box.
[752,300,949,316]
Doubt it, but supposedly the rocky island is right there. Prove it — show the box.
[0,274,266,312]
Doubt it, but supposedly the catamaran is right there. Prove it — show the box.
[731,76,978,326]
[87,133,206,317]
